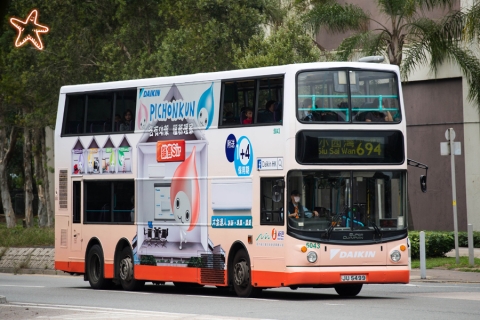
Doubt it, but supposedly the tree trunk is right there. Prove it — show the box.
[0,119,18,228]
[23,126,34,228]
[41,128,54,227]
[33,128,47,227]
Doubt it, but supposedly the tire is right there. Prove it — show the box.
[334,284,363,297]
[231,249,262,298]
[118,247,145,291]
[86,244,112,289]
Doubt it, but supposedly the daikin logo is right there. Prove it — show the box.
[143,89,161,97]
[330,249,376,260]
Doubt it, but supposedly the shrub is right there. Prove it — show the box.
[456,231,480,247]
[409,231,455,259]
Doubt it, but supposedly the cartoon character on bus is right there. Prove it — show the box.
[137,102,148,130]
[170,146,199,250]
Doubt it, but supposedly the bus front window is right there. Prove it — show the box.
[287,170,406,236]
[296,69,402,123]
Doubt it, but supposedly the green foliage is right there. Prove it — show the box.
[409,231,454,259]
[411,256,480,271]
[140,255,157,266]
[0,220,54,247]
[303,0,480,110]
[456,231,480,248]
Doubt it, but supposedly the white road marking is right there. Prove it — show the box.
[0,285,44,288]
[1,302,274,319]
[76,288,151,294]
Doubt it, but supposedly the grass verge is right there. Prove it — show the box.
[412,256,480,272]
[0,219,54,247]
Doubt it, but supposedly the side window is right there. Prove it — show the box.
[114,89,137,132]
[260,177,284,225]
[62,88,137,136]
[84,180,134,224]
[73,181,81,223]
[86,92,113,134]
[63,94,86,135]
[219,76,284,127]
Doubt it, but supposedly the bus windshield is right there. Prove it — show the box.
[297,69,401,123]
[287,170,406,234]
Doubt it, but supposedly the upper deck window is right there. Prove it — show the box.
[62,89,136,136]
[220,76,284,126]
[297,69,401,123]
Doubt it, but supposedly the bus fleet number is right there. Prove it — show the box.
[306,242,320,249]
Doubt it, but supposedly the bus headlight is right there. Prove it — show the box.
[307,252,317,263]
[390,250,401,263]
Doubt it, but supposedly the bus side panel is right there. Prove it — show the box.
[135,265,199,282]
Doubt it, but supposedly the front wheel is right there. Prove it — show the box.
[86,244,112,289]
[334,284,363,297]
[231,249,261,298]
[118,247,145,291]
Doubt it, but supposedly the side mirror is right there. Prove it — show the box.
[420,175,427,193]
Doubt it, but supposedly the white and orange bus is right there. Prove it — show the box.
[54,60,426,297]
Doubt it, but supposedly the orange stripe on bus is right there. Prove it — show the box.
[55,261,84,273]
[251,269,409,287]
[104,264,114,278]
[135,265,199,282]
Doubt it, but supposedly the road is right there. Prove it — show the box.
[1,273,480,320]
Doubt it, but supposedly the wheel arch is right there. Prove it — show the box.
[227,241,248,286]
[84,237,102,281]
[114,237,133,281]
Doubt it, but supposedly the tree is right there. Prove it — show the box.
[303,0,480,108]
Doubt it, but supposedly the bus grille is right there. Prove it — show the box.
[200,254,225,285]
[61,229,67,247]
[59,169,68,209]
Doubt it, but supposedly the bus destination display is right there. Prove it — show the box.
[318,137,385,159]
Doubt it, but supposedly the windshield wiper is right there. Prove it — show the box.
[371,221,382,240]
[324,212,341,239]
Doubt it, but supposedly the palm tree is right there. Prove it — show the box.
[303,0,480,108]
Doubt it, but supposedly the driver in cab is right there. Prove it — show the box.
[288,190,319,218]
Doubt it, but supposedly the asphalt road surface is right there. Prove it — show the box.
[1,273,480,320]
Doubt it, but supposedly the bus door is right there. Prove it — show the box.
[71,179,82,252]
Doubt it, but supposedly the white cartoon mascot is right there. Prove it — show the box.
[170,146,199,250]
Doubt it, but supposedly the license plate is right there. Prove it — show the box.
[341,275,366,282]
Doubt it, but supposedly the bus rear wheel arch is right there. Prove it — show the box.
[334,284,363,297]
[118,246,145,291]
[86,244,112,289]
[231,249,262,298]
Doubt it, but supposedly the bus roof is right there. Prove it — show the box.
[59,61,399,94]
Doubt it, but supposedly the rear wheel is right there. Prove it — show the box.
[86,245,112,289]
[231,249,261,298]
[119,247,145,291]
[334,284,363,297]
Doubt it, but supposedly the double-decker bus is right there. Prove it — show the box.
[54,60,426,297]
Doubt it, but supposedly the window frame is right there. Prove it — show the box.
[219,75,284,128]
[83,179,135,225]
[296,68,402,124]
[62,88,137,137]
[260,177,285,226]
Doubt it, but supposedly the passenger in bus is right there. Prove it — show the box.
[287,190,319,219]
[258,100,276,123]
[120,109,134,131]
[302,99,321,121]
[242,107,253,124]
[365,99,393,122]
